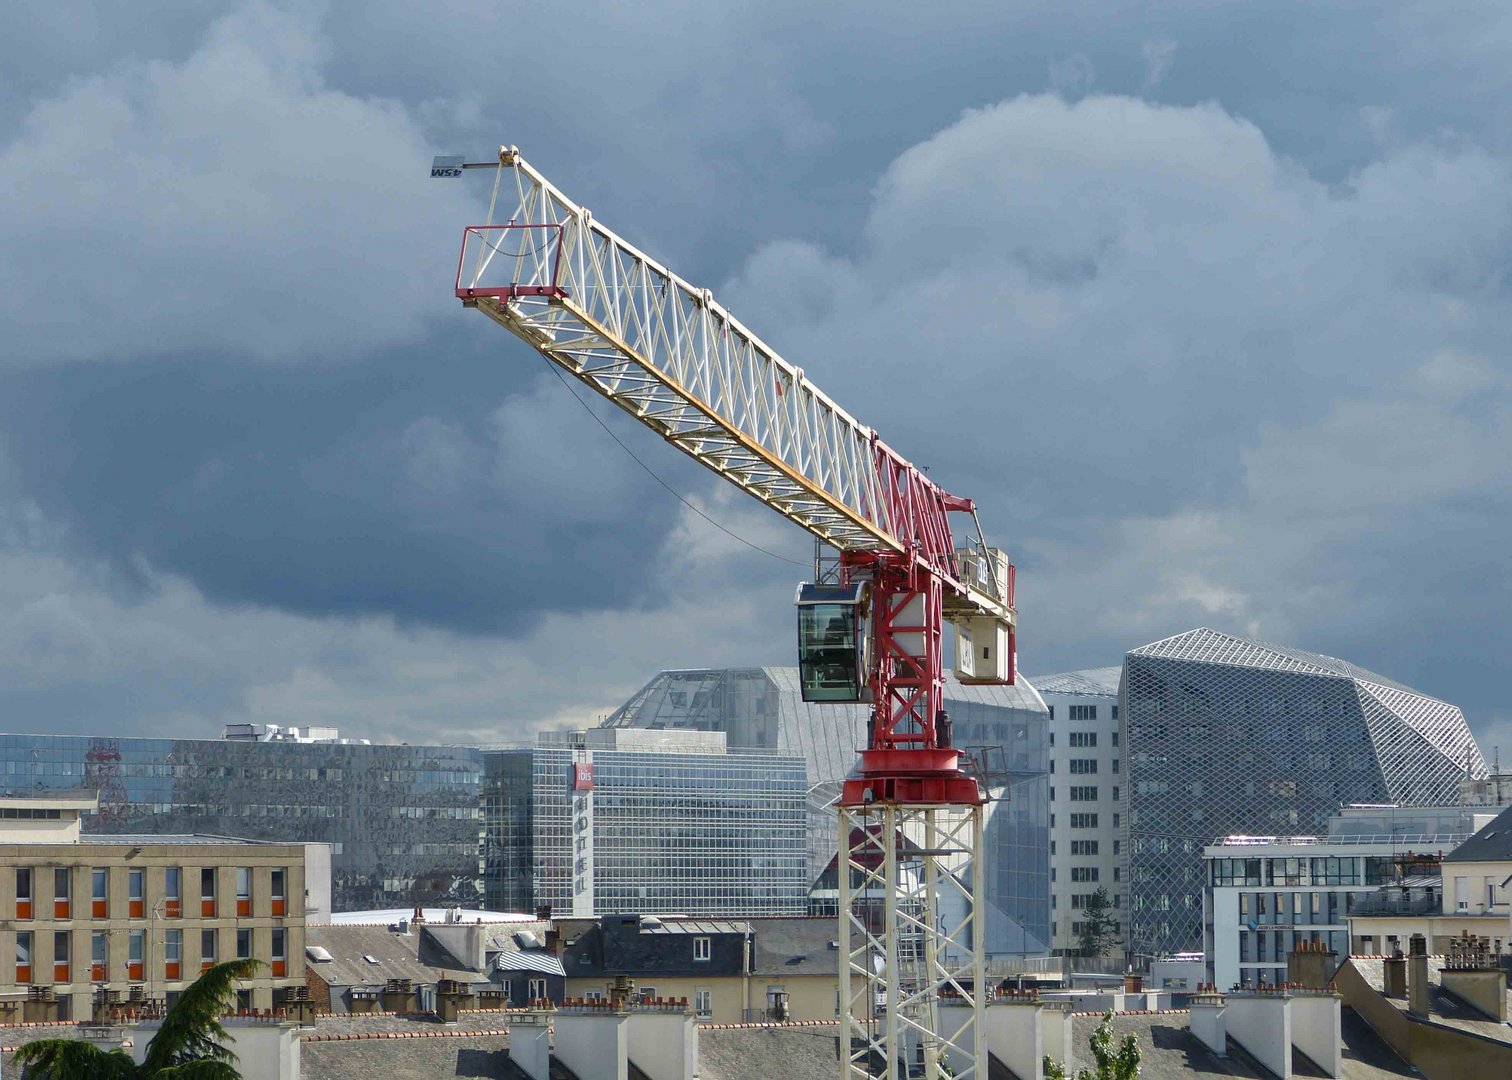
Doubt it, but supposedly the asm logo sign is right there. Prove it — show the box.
[430,156,465,179]
[571,763,594,792]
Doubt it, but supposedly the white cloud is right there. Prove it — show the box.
[0,2,472,367]
[1141,37,1178,94]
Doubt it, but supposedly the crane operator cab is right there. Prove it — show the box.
[795,582,871,703]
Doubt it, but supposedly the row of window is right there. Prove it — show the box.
[1050,839,1122,856]
[1053,786,1121,803]
[14,866,288,920]
[13,927,288,984]
[1051,867,1123,883]
[1051,759,1120,774]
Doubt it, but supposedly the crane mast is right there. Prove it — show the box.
[450,145,1018,1079]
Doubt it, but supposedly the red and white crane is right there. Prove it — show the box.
[443,146,1018,1079]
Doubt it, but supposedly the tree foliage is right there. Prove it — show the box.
[1044,1011,1141,1080]
[1076,886,1121,958]
[14,959,262,1080]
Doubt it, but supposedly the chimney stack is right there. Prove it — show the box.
[1382,948,1407,998]
[1407,934,1430,1016]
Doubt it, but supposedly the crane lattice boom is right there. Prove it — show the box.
[455,147,1013,628]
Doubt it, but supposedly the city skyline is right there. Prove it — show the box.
[0,3,1509,759]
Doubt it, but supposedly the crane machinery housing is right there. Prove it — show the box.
[439,146,1019,1080]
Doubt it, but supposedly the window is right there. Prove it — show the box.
[1069,705,1098,721]
[271,868,287,917]
[1070,813,1099,829]
[1112,758,1120,774]
[1071,867,1100,883]
[201,929,218,972]
[164,867,182,918]
[1070,786,1098,801]
[53,931,70,982]
[1070,759,1098,775]
[639,986,658,1003]
[236,929,252,961]
[695,989,713,1018]
[1113,840,1121,854]
[16,931,33,983]
[1071,840,1099,856]
[201,868,217,917]
[129,868,144,918]
[165,929,182,981]
[1112,813,1120,828]
[694,936,711,962]
[527,977,547,1001]
[1069,732,1097,748]
[54,868,71,919]
[16,867,32,919]
[271,928,286,977]
[128,930,145,981]
[92,868,109,918]
[1111,786,1119,802]
[236,867,252,916]
[92,931,108,981]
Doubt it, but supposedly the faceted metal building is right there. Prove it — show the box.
[603,666,1052,953]
[1125,627,1488,956]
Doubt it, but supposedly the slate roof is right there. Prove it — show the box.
[1444,802,1512,862]
[1345,956,1512,1042]
[304,924,480,989]
[698,1023,843,1080]
[749,917,843,977]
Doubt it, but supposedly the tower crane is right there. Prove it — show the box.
[439,147,1018,1079]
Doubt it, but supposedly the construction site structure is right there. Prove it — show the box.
[442,146,1019,1079]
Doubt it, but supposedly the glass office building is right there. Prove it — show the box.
[0,733,483,913]
[484,728,808,917]
[602,666,1052,953]
[1125,627,1488,957]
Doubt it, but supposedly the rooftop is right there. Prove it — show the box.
[303,924,479,989]
[1444,803,1512,863]
[1030,666,1123,697]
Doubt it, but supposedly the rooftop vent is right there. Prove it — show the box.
[305,946,334,963]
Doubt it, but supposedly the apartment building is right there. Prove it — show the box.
[0,790,326,1019]
[1034,666,1126,955]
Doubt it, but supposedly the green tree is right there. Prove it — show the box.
[1044,1011,1141,1080]
[14,959,261,1080]
[1076,887,1121,958]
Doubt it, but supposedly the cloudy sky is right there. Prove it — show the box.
[2,1,1509,754]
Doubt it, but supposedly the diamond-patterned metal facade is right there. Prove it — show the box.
[1126,627,1487,956]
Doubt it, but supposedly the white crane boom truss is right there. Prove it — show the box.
[455,148,1012,625]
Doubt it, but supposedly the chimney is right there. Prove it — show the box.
[1286,939,1334,989]
[1123,969,1144,994]
[1382,949,1407,998]
[508,1005,555,1080]
[1224,986,1292,1079]
[1188,985,1227,1057]
[1407,934,1430,1017]
[1440,933,1508,1022]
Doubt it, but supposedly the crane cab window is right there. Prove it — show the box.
[796,583,867,703]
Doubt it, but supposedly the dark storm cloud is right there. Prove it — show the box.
[0,0,1509,746]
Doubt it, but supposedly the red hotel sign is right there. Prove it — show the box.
[571,762,594,792]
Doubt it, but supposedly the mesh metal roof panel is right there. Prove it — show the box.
[1030,666,1122,697]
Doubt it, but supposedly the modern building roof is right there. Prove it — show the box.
[327,908,531,925]
[1130,628,1429,698]
[77,833,277,846]
[1444,802,1512,862]
[1030,666,1122,697]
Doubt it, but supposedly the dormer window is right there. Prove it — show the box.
[694,936,710,962]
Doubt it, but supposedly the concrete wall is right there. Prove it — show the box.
[553,1010,628,1080]
[1290,993,1341,1078]
[1224,994,1291,1079]
[625,1009,697,1080]
[134,1018,301,1080]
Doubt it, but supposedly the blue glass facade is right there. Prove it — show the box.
[0,733,483,913]
[603,667,1052,952]
[485,736,809,918]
